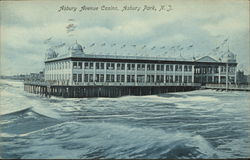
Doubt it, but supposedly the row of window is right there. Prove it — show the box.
[195,66,236,74]
[79,62,192,71]
[72,74,193,83]
[46,61,193,72]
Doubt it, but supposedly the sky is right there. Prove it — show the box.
[0,0,249,76]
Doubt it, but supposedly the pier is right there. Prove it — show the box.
[205,83,250,91]
[24,81,201,98]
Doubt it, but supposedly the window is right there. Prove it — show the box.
[107,63,110,70]
[117,63,121,70]
[111,75,114,82]
[78,62,82,69]
[78,74,82,82]
[96,74,100,82]
[160,65,164,71]
[101,63,104,69]
[132,64,135,70]
[151,64,155,70]
[157,65,160,71]
[188,66,192,72]
[117,75,120,82]
[147,75,150,82]
[73,62,77,69]
[106,74,110,82]
[127,64,131,70]
[89,74,93,82]
[100,74,104,82]
[121,64,125,70]
[73,74,77,82]
[147,64,151,70]
[166,65,169,71]
[121,75,125,82]
[96,63,100,69]
[111,63,115,70]
[137,64,141,70]
[131,75,135,82]
[84,62,89,69]
[90,63,94,69]
[142,64,145,70]
[84,74,88,82]
[127,75,131,82]
[151,75,154,82]
[184,65,188,71]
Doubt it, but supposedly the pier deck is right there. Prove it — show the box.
[24,81,201,98]
[205,84,250,91]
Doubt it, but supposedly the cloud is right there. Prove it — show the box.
[0,0,249,75]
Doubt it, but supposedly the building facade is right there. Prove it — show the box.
[44,42,237,87]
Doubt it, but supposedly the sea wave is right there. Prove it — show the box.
[1,121,224,159]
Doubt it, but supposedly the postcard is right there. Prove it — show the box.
[0,0,249,159]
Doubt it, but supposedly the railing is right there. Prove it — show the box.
[24,80,201,87]
[205,83,250,90]
[45,53,192,62]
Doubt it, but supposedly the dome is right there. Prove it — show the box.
[227,50,235,59]
[222,49,236,63]
[71,41,83,52]
[47,48,58,58]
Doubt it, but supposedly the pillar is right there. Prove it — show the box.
[218,66,221,84]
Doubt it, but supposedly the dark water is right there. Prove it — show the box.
[0,80,250,159]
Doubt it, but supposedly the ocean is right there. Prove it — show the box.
[0,79,250,159]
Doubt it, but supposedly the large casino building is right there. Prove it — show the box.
[44,41,237,86]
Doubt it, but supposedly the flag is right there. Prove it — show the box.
[111,43,116,47]
[101,43,106,46]
[221,38,228,46]
[141,45,146,49]
[121,44,126,48]
[160,46,166,49]
[66,24,76,33]
[179,47,183,51]
[170,46,175,49]
[151,46,156,50]
[89,43,95,47]
[188,45,193,48]
[215,46,220,50]
[44,37,52,44]
[131,45,136,48]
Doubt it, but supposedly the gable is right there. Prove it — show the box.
[195,56,218,63]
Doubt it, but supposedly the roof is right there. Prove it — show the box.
[195,56,218,63]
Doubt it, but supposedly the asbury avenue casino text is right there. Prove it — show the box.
[24,41,238,97]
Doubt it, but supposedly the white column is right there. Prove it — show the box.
[69,61,73,85]
[154,64,157,83]
[125,63,128,83]
[135,63,138,84]
[114,63,117,82]
[218,66,221,84]
[104,62,107,82]
[226,63,229,90]
[82,61,85,83]
[192,65,195,83]
[212,66,214,83]
[173,64,176,82]
[164,64,166,83]
[182,65,184,83]
[93,62,96,82]
[234,66,237,84]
